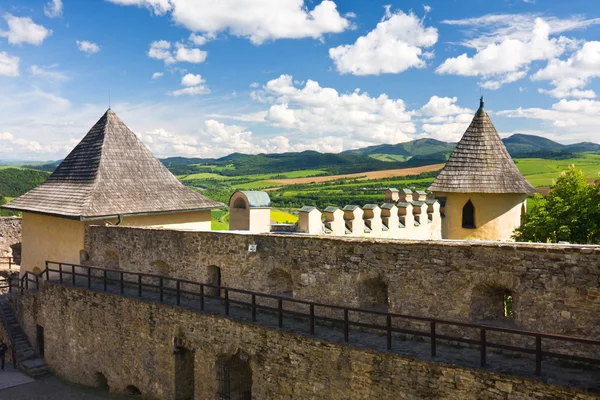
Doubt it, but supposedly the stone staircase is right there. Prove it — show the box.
[0,297,50,377]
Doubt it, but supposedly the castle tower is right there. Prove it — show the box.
[4,109,223,276]
[428,97,534,241]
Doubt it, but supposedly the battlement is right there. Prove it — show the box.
[231,189,442,240]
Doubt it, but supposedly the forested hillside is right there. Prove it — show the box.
[0,168,49,198]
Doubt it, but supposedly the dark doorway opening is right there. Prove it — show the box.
[175,347,195,400]
[216,354,252,400]
[207,266,222,297]
[126,385,141,396]
[36,325,44,358]
[10,243,21,265]
[95,372,109,391]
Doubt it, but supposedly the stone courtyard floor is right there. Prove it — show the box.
[0,372,136,399]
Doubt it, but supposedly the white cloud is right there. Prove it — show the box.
[170,85,210,96]
[29,65,68,82]
[418,96,474,142]
[148,40,207,64]
[76,40,100,54]
[169,74,210,96]
[108,0,351,44]
[0,51,19,76]
[437,14,600,88]
[0,14,52,45]
[174,43,207,63]
[203,119,263,153]
[329,8,438,75]
[532,41,600,98]
[420,96,472,117]
[498,99,600,143]
[152,72,164,79]
[148,40,174,63]
[106,0,172,15]
[181,73,204,87]
[257,74,416,147]
[189,33,212,46]
[262,135,291,153]
[44,0,63,18]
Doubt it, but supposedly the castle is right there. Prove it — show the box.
[1,99,598,400]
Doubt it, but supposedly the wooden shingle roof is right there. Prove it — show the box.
[428,97,535,194]
[4,109,223,219]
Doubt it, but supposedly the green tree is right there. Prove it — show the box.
[513,166,600,244]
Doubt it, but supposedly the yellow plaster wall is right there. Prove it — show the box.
[21,212,86,277]
[20,210,212,277]
[436,192,526,241]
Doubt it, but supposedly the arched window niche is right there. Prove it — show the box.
[462,199,476,229]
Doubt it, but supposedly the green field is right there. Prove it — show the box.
[516,154,600,187]
[210,208,298,230]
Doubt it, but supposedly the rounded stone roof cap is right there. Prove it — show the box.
[231,191,272,208]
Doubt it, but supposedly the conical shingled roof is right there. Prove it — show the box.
[428,97,535,194]
[4,109,223,218]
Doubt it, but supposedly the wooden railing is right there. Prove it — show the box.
[6,261,600,377]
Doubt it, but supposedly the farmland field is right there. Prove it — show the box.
[267,164,445,185]
[515,154,600,187]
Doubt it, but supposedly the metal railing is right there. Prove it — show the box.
[0,257,16,270]
[8,261,600,377]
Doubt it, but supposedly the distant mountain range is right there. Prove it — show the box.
[5,134,600,177]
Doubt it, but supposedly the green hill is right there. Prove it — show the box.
[8,134,600,179]
[0,168,49,198]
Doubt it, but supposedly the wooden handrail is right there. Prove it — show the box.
[12,261,600,377]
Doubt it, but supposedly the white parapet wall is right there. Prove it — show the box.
[295,188,442,240]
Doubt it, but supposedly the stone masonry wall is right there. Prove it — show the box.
[14,284,600,400]
[84,226,600,346]
[0,216,21,259]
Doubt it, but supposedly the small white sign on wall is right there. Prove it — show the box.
[248,244,257,253]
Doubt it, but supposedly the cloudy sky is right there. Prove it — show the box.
[1,0,600,160]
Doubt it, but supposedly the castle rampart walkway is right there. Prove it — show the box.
[7,262,600,393]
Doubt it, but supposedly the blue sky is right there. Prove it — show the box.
[1,0,600,160]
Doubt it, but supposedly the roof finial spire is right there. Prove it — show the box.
[480,95,484,109]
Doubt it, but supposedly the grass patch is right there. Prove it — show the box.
[235,180,282,190]
[271,209,298,224]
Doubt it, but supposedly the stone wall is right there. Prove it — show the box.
[0,216,21,261]
[14,284,599,400]
[84,226,600,345]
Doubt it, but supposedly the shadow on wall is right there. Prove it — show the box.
[151,260,170,276]
[359,277,388,312]
[471,283,514,324]
[267,269,293,297]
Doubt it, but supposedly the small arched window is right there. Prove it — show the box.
[462,200,475,229]
[233,197,247,209]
